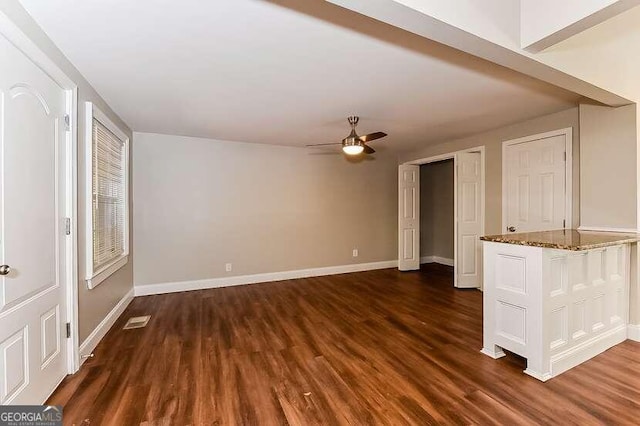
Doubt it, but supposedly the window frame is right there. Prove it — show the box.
[84,102,130,289]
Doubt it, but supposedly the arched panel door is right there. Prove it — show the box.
[0,34,69,405]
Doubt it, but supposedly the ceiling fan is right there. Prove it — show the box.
[307,116,387,155]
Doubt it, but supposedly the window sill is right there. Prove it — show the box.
[86,255,128,289]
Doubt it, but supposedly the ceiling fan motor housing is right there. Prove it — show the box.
[343,129,361,147]
[343,116,362,147]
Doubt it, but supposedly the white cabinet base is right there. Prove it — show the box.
[480,346,505,359]
[482,242,629,381]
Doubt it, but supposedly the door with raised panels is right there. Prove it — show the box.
[398,165,420,271]
[0,34,69,404]
[456,152,482,288]
[505,134,567,233]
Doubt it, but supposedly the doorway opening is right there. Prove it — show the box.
[398,147,485,289]
[419,160,454,267]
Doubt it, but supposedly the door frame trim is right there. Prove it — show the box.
[401,146,486,288]
[501,127,573,233]
[0,11,80,373]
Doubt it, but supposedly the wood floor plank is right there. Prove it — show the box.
[48,264,640,425]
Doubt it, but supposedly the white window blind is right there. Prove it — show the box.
[92,118,126,271]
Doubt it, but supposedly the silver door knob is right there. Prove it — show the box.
[0,265,10,275]
[507,226,516,233]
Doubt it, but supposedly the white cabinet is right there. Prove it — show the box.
[482,241,629,381]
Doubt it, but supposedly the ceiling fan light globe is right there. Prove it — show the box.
[343,144,364,155]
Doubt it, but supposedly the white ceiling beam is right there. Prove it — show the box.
[326,0,632,106]
[387,0,521,49]
[521,0,640,52]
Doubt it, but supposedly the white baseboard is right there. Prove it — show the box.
[577,226,639,233]
[420,255,454,267]
[134,260,398,296]
[628,324,640,342]
[550,324,627,377]
[79,288,134,364]
[523,368,552,382]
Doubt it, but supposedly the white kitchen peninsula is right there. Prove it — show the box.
[480,230,639,381]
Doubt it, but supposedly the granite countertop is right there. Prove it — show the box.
[480,229,640,251]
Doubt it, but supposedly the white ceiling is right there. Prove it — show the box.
[19,0,581,152]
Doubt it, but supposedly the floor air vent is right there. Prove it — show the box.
[123,315,151,330]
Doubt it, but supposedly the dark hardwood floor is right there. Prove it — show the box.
[49,264,640,425]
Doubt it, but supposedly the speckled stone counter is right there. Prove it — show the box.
[480,229,640,251]
[481,229,636,381]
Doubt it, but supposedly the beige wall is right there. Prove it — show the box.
[133,132,398,287]
[401,107,580,235]
[579,103,637,230]
[420,160,454,260]
[0,0,134,342]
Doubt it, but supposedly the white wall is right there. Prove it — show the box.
[391,0,637,52]
[391,0,520,47]
[521,0,633,49]
[133,132,398,289]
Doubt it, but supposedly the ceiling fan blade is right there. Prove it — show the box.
[363,144,375,154]
[359,132,387,143]
[306,142,342,147]
[309,151,342,156]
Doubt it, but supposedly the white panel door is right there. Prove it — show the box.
[505,135,566,233]
[0,35,68,404]
[456,152,482,288]
[398,165,420,271]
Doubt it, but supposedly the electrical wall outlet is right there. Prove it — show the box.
[352,249,358,257]
[225,263,232,272]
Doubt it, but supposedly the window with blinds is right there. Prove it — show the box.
[92,119,126,271]
[85,102,129,289]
